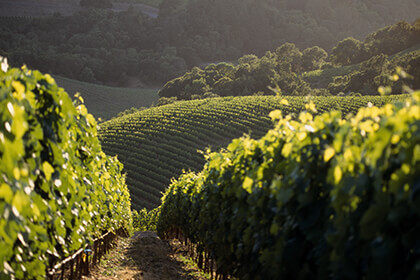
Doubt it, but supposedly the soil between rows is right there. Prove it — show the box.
[83,231,207,280]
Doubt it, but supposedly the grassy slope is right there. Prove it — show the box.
[302,64,360,89]
[54,76,159,121]
[98,94,406,210]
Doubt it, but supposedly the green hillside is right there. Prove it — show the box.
[2,2,419,87]
[158,22,420,101]
[54,76,158,120]
[98,94,406,209]
[302,43,420,89]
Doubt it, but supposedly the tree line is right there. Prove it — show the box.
[0,0,419,87]
[158,20,420,101]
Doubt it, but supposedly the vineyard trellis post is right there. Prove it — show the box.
[47,229,128,280]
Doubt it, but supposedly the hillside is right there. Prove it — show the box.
[301,42,420,89]
[98,94,406,209]
[54,76,158,120]
[1,1,419,87]
[0,0,158,17]
[158,22,420,101]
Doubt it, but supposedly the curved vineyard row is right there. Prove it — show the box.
[157,91,420,279]
[98,94,406,210]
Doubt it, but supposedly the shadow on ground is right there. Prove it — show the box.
[85,231,206,280]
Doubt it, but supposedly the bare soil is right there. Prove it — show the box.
[83,231,208,280]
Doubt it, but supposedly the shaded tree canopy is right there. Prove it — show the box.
[158,20,420,100]
[0,0,419,87]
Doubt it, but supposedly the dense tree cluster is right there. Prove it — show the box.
[171,0,420,58]
[331,21,420,66]
[0,9,187,87]
[327,20,420,95]
[328,51,420,95]
[158,44,329,100]
[158,20,420,100]
[0,0,419,86]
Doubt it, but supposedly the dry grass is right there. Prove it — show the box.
[84,232,208,280]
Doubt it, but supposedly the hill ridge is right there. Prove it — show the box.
[54,75,158,120]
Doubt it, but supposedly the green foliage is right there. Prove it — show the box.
[387,48,420,90]
[1,2,419,87]
[132,207,160,231]
[98,94,405,209]
[275,43,304,72]
[328,49,420,95]
[157,91,420,279]
[0,62,132,279]
[159,20,420,101]
[302,46,328,71]
[364,20,420,57]
[331,37,364,66]
[0,10,188,86]
[157,96,178,106]
[158,43,323,100]
[117,107,147,118]
[331,21,420,66]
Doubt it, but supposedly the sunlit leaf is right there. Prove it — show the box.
[242,177,253,193]
[0,183,13,203]
[334,166,342,184]
[42,162,54,181]
[324,147,335,162]
[269,110,282,120]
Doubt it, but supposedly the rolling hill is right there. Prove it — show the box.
[0,0,158,17]
[98,94,406,209]
[301,43,420,89]
[54,76,159,121]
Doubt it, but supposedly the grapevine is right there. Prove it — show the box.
[0,60,132,279]
[157,91,420,279]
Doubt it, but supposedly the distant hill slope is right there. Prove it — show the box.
[0,0,158,17]
[0,0,80,17]
[54,76,158,120]
[302,43,420,89]
[98,95,406,209]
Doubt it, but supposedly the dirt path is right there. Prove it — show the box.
[83,231,207,280]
